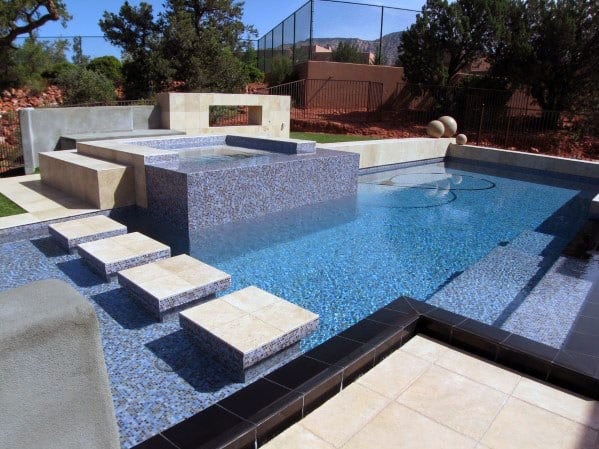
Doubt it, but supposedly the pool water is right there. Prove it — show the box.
[189,161,594,351]
[176,145,274,168]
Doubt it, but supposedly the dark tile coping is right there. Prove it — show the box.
[132,297,599,449]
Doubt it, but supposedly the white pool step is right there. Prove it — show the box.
[180,286,319,382]
[48,215,127,252]
[117,254,231,320]
[77,232,170,280]
[502,255,597,347]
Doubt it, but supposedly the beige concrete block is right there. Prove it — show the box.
[210,315,284,354]
[357,349,429,399]
[435,347,521,394]
[513,377,599,430]
[482,397,598,449]
[343,402,477,449]
[180,300,246,328]
[398,365,507,439]
[263,423,334,449]
[221,285,280,312]
[400,335,448,362]
[252,300,319,334]
[301,382,390,447]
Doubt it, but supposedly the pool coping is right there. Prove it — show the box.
[132,296,599,449]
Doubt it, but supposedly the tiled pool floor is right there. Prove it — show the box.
[264,336,599,449]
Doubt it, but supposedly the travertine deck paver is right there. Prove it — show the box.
[117,254,231,319]
[48,215,127,252]
[180,286,318,376]
[77,232,170,280]
[264,336,599,449]
[0,174,98,230]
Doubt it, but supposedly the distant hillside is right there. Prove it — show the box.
[308,31,403,65]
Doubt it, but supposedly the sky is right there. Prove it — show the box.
[30,0,424,59]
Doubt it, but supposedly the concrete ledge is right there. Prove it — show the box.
[447,144,599,180]
[0,279,120,449]
[319,138,454,169]
[225,135,315,154]
[59,129,185,150]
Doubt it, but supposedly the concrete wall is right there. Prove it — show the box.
[319,138,454,169]
[20,105,160,173]
[295,61,405,105]
[0,279,120,449]
[447,144,599,180]
[157,92,290,137]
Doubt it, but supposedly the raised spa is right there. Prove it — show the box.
[136,135,359,231]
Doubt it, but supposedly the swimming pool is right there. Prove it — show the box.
[189,160,595,352]
[0,159,596,448]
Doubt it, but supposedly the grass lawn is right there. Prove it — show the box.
[0,193,26,217]
[290,132,379,144]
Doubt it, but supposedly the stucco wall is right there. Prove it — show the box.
[19,105,160,173]
[295,61,405,105]
[0,279,120,449]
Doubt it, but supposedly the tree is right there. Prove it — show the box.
[160,0,252,92]
[0,1,70,89]
[0,0,70,50]
[491,0,598,112]
[87,56,123,85]
[332,41,361,63]
[99,1,171,98]
[72,35,90,65]
[397,0,509,86]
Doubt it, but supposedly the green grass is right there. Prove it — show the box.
[0,193,26,217]
[290,132,379,144]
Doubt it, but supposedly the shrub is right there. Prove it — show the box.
[42,61,77,81]
[265,55,293,86]
[56,68,116,104]
[87,56,123,85]
[332,42,361,63]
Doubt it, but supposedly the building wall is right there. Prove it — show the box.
[295,61,405,105]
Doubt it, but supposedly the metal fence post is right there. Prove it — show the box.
[378,6,384,65]
[477,103,485,145]
[309,0,314,61]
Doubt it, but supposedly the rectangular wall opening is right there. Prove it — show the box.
[209,105,262,127]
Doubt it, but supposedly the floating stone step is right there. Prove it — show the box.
[180,286,319,382]
[77,232,170,280]
[117,254,231,320]
[48,215,127,252]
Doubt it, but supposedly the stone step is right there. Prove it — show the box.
[179,286,319,382]
[117,254,231,321]
[77,232,170,281]
[428,245,543,325]
[502,255,598,348]
[48,215,127,252]
[39,151,135,209]
[507,230,567,258]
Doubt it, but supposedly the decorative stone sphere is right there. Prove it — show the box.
[456,133,468,145]
[438,116,458,137]
[426,120,445,138]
